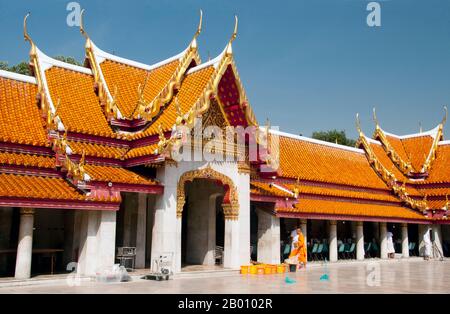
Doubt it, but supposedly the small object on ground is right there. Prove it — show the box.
[285,276,296,284]
[96,264,130,283]
[319,273,329,281]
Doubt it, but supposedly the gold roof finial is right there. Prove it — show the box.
[226,15,238,55]
[442,105,448,126]
[79,9,89,40]
[23,13,36,54]
[372,107,380,129]
[23,13,32,43]
[356,113,363,136]
[193,9,203,41]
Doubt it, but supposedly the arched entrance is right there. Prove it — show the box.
[177,166,239,269]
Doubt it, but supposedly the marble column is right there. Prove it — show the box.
[14,208,35,279]
[223,206,240,269]
[418,224,429,257]
[356,221,365,261]
[151,165,179,272]
[401,223,409,258]
[329,220,338,262]
[380,222,388,259]
[135,193,147,269]
[97,211,117,270]
[256,209,281,264]
[77,211,100,276]
[432,224,443,258]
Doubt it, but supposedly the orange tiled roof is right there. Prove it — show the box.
[384,135,409,163]
[0,152,55,168]
[369,141,407,180]
[368,141,423,197]
[277,135,388,189]
[0,173,84,200]
[0,76,49,147]
[68,140,128,160]
[250,181,294,198]
[278,198,429,220]
[45,67,114,137]
[420,144,450,184]
[124,143,159,159]
[100,59,180,118]
[427,199,448,210]
[400,136,433,172]
[283,183,399,203]
[135,66,215,138]
[84,164,157,185]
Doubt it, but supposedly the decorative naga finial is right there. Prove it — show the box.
[80,9,89,40]
[193,9,203,41]
[226,15,238,54]
[23,13,35,48]
[356,113,363,136]
[372,107,380,128]
[442,105,448,126]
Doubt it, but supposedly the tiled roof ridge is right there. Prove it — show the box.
[0,69,37,84]
[268,128,365,154]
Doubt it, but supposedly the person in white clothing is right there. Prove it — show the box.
[386,231,395,258]
[423,228,432,261]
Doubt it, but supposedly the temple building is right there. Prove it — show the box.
[0,12,449,280]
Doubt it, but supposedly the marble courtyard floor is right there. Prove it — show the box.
[0,259,449,293]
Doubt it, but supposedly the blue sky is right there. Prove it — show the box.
[1,0,450,139]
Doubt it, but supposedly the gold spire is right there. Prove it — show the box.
[191,9,203,46]
[23,13,33,45]
[356,113,363,136]
[79,9,89,40]
[442,105,448,126]
[372,107,380,129]
[23,13,37,57]
[226,15,238,55]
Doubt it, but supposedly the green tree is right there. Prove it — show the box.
[0,61,8,71]
[312,129,356,147]
[53,56,82,66]
[8,61,31,75]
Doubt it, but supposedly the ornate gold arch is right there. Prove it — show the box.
[176,166,239,220]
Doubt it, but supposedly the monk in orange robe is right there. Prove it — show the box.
[289,228,307,265]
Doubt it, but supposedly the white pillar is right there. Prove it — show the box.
[135,193,147,269]
[151,165,179,273]
[401,223,409,258]
[356,221,364,261]
[329,220,338,262]
[256,209,280,264]
[380,222,388,259]
[432,224,443,258]
[77,211,99,276]
[14,208,35,279]
[97,211,117,270]
[237,170,250,266]
[418,224,429,257]
[224,216,240,269]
